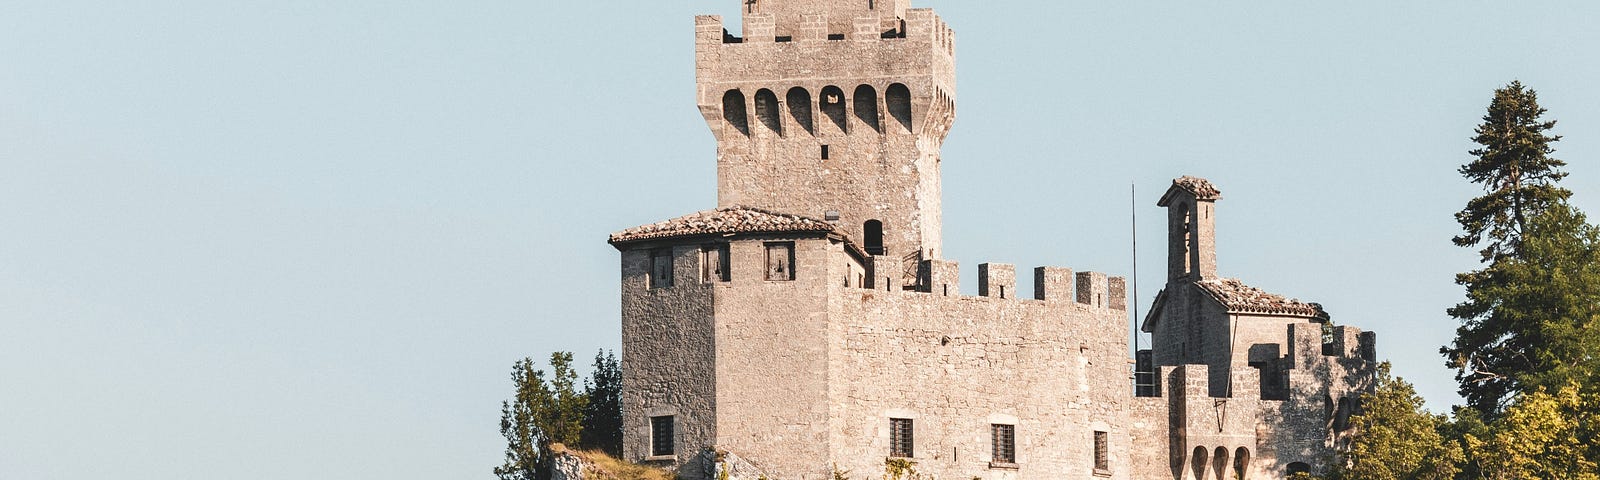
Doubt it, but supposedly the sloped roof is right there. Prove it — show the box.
[1194,278,1328,320]
[608,206,839,245]
[1158,176,1223,206]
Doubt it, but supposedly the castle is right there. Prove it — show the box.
[606,2,1377,479]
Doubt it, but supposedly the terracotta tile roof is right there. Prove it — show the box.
[609,206,839,244]
[1194,278,1328,320]
[1172,176,1222,200]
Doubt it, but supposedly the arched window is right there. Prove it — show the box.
[820,85,847,134]
[1191,447,1209,480]
[787,87,813,135]
[754,89,782,135]
[1286,462,1311,476]
[854,84,880,132]
[1335,398,1353,431]
[723,89,749,136]
[1213,447,1230,480]
[1233,447,1250,480]
[863,220,884,256]
[1181,202,1195,274]
[887,83,913,133]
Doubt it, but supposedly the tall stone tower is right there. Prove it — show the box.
[695,0,956,260]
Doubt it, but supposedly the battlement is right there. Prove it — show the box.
[695,9,952,54]
[862,258,1126,310]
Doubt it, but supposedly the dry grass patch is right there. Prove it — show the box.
[552,444,675,480]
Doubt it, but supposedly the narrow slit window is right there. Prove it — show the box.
[765,242,795,281]
[1094,431,1110,473]
[650,249,674,289]
[821,144,830,159]
[890,418,913,458]
[702,244,730,283]
[991,424,1016,464]
[650,415,675,457]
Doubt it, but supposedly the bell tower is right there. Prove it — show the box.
[1158,176,1221,282]
[695,0,956,259]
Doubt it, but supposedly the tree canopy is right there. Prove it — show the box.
[1444,81,1600,416]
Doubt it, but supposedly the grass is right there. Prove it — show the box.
[551,444,676,480]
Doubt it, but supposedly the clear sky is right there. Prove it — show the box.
[3,1,1598,478]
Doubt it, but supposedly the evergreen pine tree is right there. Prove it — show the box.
[580,350,624,456]
[1444,81,1600,416]
[495,352,587,480]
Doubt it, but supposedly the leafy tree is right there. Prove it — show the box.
[1327,363,1461,480]
[1445,81,1600,416]
[580,350,623,456]
[1467,383,1600,480]
[496,352,588,480]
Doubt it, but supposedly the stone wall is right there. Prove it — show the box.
[826,266,1136,480]
[620,244,719,465]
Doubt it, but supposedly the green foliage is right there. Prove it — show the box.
[830,464,851,480]
[883,457,917,480]
[1446,81,1600,417]
[1326,363,1461,480]
[581,350,624,456]
[1453,80,1569,262]
[495,352,589,480]
[1466,383,1600,480]
[1446,203,1600,415]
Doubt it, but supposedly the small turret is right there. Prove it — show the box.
[1158,176,1222,282]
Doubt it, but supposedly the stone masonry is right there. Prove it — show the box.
[608,2,1378,479]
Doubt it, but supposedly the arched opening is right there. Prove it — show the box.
[1233,447,1250,480]
[854,84,880,132]
[1212,447,1229,480]
[722,89,749,136]
[786,87,813,135]
[1286,462,1311,476]
[887,83,912,133]
[1324,394,1336,427]
[863,220,884,255]
[1191,447,1209,480]
[754,89,782,135]
[820,86,847,134]
[1182,202,1195,274]
[1335,397,1353,431]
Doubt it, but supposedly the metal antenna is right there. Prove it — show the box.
[1132,183,1140,355]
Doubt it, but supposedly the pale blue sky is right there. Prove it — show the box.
[3,1,1598,478]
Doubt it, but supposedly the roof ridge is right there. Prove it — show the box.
[608,206,839,245]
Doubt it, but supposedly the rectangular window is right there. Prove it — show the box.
[650,249,674,289]
[765,242,795,281]
[702,244,730,283]
[821,144,830,159]
[1094,431,1110,473]
[890,418,914,458]
[991,424,1016,464]
[650,416,675,457]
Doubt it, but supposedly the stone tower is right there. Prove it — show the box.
[695,0,956,260]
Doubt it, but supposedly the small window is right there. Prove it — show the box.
[650,249,674,289]
[991,424,1016,464]
[821,144,830,159]
[890,418,913,458]
[702,244,730,283]
[1093,431,1109,473]
[650,415,675,457]
[765,242,795,281]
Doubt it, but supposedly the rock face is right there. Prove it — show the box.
[550,449,587,480]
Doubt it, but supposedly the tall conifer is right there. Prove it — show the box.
[1445,82,1599,416]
